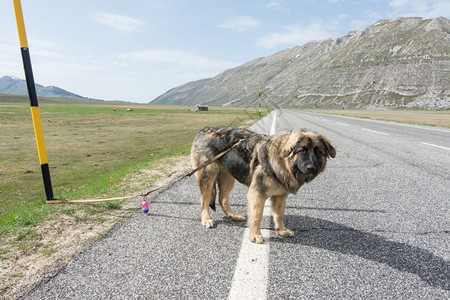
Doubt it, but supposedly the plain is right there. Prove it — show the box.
[0,94,264,296]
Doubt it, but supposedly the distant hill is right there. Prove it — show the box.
[0,75,85,99]
[151,17,450,110]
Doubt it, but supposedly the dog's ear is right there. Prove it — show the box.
[281,131,300,158]
[320,136,336,158]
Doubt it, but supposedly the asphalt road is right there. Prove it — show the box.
[26,109,450,299]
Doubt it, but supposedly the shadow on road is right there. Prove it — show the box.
[286,206,387,213]
[273,215,450,291]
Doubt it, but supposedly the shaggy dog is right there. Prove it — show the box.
[191,127,335,243]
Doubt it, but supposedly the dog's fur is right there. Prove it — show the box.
[191,127,336,243]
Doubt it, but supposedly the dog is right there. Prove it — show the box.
[191,127,336,244]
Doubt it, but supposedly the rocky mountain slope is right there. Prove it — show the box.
[152,17,450,110]
[0,76,85,99]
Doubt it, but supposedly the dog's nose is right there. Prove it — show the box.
[306,164,316,173]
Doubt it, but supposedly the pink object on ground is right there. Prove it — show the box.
[142,198,149,214]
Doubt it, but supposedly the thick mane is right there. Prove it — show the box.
[255,133,289,188]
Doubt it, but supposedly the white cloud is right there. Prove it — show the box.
[266,1,281,8]
[257,19,332,48]
[265,1,288,10]
[116,49,238,70]
[94,13,147,33]
[388,0,450,18]
[219,16,262,32]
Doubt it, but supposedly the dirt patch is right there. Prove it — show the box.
[116,156,192,194]
[0,156,191,299]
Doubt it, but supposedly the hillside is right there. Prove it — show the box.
[152,17,450,110]
[0,76,85,99]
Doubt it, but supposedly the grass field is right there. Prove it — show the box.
[1,95,267,296]
[0,94,265,219]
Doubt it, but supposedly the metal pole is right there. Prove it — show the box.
[258,87,261,116]
[12,0,54,201]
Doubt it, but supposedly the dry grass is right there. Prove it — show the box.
[0,96,263,214]
[0,95,265,298]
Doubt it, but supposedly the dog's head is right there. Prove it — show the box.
[281,129,336,179]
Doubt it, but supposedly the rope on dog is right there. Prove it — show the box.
[45,139,244,204]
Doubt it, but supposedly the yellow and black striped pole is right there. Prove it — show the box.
[12,0,54,201]
[258,87,261,116]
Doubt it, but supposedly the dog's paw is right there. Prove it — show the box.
[202,219,215,228]
[249,234,265,244]
[276,228,294,237]
[228,214,246,222]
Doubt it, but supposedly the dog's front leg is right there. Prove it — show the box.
[247,188,267,244]
[271,195,294,238]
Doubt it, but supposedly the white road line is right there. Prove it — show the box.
[228,204,271,300]
[229,109,277,300]
[361,128,389,136]
[270,110,277,135]
[336,122,349,126]
[421,142,450,151]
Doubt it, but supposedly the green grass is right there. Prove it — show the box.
[0,94,266,233]
[0,200,52,235]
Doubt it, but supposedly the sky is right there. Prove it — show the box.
[1,0,449,103]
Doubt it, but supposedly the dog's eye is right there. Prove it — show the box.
[314,147,324,156]
[298,148,306,154]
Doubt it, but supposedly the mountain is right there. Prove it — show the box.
[0,76,85,99]
[151,17,450,110]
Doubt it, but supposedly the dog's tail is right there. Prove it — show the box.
[209,181,217,211]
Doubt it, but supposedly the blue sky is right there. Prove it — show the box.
[1,0,449,103]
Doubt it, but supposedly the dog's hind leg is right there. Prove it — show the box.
[197,164,220,228]
[217,171,246,222]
